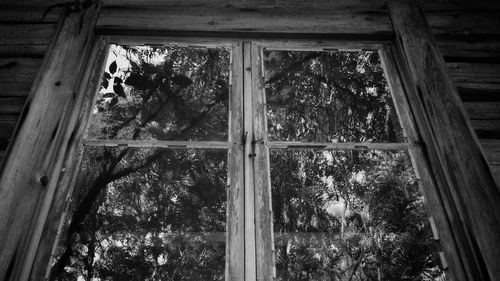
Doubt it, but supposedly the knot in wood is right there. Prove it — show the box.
[40,175,49,186]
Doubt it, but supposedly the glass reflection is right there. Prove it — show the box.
[51,147,227,281]
[87,45,230,141]
[271,149,446,280]
[264,50,403,143]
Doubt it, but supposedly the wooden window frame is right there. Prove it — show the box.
[0,2,499,281]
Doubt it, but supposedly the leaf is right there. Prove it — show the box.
[113,83,126,98]
[109,97,118,107]
[171,74,193,88]
[103,72,111,79]
[114,77,123,84]
[109,61,117,74]
[102,92,115,98]
[125,73,149,90]
[101,77,109,89]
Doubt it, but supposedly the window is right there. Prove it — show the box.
[47,40,447,280]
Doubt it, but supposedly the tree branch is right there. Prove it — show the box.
[265,52,322,85]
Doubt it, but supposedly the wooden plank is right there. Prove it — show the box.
[0,24,56,45]
[28,37,109,281]
[243,41,257,281]
[94,5,500,39]
[0,58,43,84]
[471,120,500,139]
[454,82,500,91]
[438,40,500,60]
[110,36,385,51]
[0,115,18,151]
[490,165,500,187]
[0,4,100,281]
[268,141,408,150]
[0,6,60,23]
[447,62,500,84]
[458,87,500,103]
[481,139,500,166]
[0,115,18,138]
[389,2,500,280]
[380,45,467,281]
[83,139,230,149]
[96,6,393,36]
[251,42,274,281]
[0,82,34,97]
[4,0,500,10]
[464,102,500,120]
[0,45,50,56]
[225,41,245,281]
[426,10,500,37]
[0,97,27,114]
[0,24,56,56]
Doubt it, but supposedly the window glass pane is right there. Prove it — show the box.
[51,147,227,281]
[264,50,404,143]
[270,149,447,280]
[87,44,230,141]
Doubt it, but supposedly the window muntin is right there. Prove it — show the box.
[50,41,447,280]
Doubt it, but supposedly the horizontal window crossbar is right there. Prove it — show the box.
[268,141,408,150]
[83,139,232,149]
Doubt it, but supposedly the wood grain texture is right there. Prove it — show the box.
[439,40,500,61]
[470,120,500,139]
[481,140,500,166]
[0,82,34,97]
[489,165,500,187]
[28,36,109,281]
[448,62,500,84]
[379,45,466,281]
[83,139,230,149]
[251,42,273,281]
[226,41,245,281]
[96,6,392,36]
[3,0,500,10]
[0,24,56,56]
[0,115,18,150]
[0,97,26,114]
[0,6,60,23]
[464,102,500,120]
[243,41,257,281]
[268,141,408,150]
[0,4,100,281]
[0,58,43,84]
[389,2,500,280]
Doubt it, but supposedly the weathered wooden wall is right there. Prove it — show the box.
[0,7,59,166]
[0,1,499,179]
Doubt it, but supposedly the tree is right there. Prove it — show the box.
[51,45,229,281]
[50,45,446,281]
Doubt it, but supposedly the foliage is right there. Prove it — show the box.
[264,50,403,143]
[52,45,230,281]
[50,45,446,281]
[271,150,444,281]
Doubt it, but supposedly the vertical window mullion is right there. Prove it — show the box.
[227,41,246,281]
[243,41,257,281]
[251,42,274,281]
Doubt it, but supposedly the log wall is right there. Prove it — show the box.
[0,7,59,165]
[0,2,498,192]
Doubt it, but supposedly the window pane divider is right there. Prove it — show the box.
[267,141,409,150]
[82,139,233,149]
